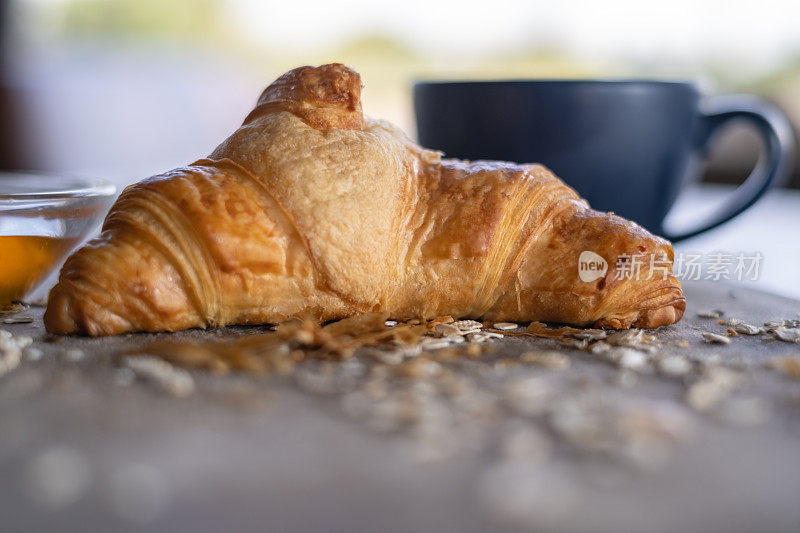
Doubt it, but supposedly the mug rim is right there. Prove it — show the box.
[413,78,701,90]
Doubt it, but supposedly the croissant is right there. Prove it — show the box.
[44,63,685,336]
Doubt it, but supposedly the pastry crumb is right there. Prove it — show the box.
[702,332,730,345]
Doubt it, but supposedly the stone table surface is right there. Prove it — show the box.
[1,281,800,533]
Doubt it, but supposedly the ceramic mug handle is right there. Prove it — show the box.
[663,95,795,242]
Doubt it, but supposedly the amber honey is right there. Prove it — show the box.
[0,235,75,309]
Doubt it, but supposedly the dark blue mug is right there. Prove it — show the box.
[413,80,795,241]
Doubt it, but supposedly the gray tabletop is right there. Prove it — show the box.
[1,281,800,533]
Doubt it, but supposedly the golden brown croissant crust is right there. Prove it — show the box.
[44,63,685,336]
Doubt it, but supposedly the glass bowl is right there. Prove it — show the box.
[0,172,116,309]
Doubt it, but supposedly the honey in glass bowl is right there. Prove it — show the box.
[0,236,79,308]
[0,173,116,310]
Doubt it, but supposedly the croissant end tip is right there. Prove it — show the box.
[633,296,687,329]
[43,287,80,335]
